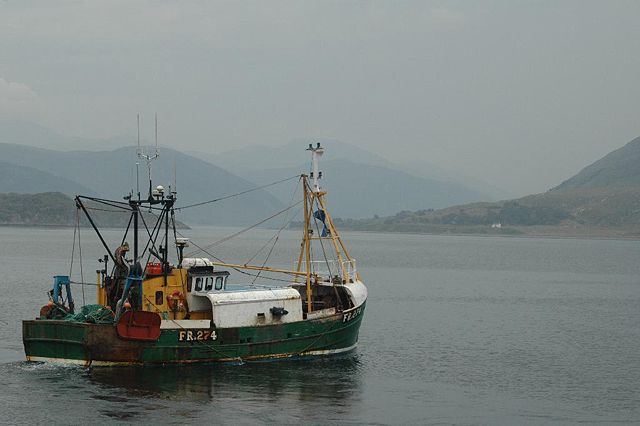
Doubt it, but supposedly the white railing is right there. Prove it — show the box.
[294,259,357,283]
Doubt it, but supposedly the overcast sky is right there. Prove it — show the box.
[1,1,639,196]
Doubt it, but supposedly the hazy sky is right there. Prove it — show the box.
[1,1,639,196]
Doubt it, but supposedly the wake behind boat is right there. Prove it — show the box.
[22,143,367,365]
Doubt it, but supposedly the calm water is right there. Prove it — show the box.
[1,226,639,425]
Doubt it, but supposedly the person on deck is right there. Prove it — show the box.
[108,242,130,308]
[114,242,130,278]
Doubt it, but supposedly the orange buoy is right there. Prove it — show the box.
[166,291,185,311]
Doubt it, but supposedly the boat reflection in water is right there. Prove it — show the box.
[86,354,363,421]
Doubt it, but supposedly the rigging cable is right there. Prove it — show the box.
[108,211,135,279]
[175,174,300,211]
[170,209,189,310]
[68,207,86,307]
[250,179,303,284]
[306,181,344,310]
[69,281,99,286]
[244,176,302,265]
[138,208,167,268]
[171,209,180,262]
[78,196,140,211]
[77,208,85,307]
[176,230,296,284]
[84,206,130,213]
[309,181,336,278]
[185,200,303,257]
[68,208,78,281]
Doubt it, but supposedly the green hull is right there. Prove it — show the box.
[23,304,365,366]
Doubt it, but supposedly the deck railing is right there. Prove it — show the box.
[294,259,357,282]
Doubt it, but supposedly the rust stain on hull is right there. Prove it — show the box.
[85,324,146,363]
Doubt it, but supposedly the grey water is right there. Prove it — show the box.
[1,226,639,425]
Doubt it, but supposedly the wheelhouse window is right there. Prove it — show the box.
[205,277,213,291]
[195,277,203,291]
[215,276,225,290]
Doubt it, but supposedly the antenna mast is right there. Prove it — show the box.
[137,113,160,200]
[136,114,140,200]
[307,142,324,193]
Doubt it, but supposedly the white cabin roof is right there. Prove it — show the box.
[180,257,214,269]
[205,287,300,305]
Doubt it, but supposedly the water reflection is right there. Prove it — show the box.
[88,354,364,414]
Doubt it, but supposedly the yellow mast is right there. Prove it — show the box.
[303,177,313,312]
[206,144,358,313]
[316,194,360,281]
[208,261,309,277]
[314,192,348,281]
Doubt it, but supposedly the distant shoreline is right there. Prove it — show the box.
[0,223,76,229]
[2,222,638,241]
[0,222,191,230]
[292,222,640,240]
[339,227,640,241]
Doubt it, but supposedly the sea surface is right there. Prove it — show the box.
[1,226,639,425]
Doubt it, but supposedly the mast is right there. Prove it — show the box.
[133,201,139,264]
[309,142,323,192]
[137,114,159,201]
[293,143,360,312]
[304,143,352,281]
[302,176,313,312]
[183,144,359,313]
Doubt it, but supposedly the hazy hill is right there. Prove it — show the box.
[0,192,76,226]
[335,186,640,236]
[337,135,640,236]
[243,159,487,218]
[0,143,284,225]
[0,192,190,228]
[197,139,489,218]
[199,139,394,172]
[552,136,640,191]
[1,121,495,220]
[398,159,513,200]
[0,119,125,151]
[0,162,95,195]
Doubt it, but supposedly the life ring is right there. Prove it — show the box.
[166,291,185,311]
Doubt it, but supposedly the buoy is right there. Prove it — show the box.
[166,291,185,312]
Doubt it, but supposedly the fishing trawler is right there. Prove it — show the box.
[22,142,367,366]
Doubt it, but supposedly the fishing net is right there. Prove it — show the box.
[60,304,115,324]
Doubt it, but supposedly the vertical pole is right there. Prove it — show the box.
[317,195,349,281]
[164,200,169,286]
[303,177,313,313]
[136,114,141,199]
[133,203,139,267]
[294,176,306,281]
[324,201,358,280]
[96,270,102,305]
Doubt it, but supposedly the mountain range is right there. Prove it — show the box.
[0,123,494,224]
[0,143,283,226]
[208,139,490,218]
[338,135,640,235]
[552,136,640,191]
